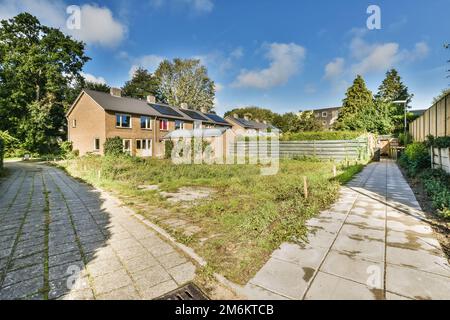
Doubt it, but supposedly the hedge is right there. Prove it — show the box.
[281,131,365,141]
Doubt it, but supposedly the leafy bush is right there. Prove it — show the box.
[426,135,450,149]
[420,169,450,219]
[165,140,174,159]
[281,131,364,141]
[398,133,413,146]
[104,137,124,156]
[58,141,75,159]
[399,142,430,177]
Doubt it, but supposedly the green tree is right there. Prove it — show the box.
[155,59,215,112]
[293,111,324,132]
[334,75,375,131]
[0,13,90,153]
[224,107,277,122]
[375,69,412,133]
[85,81,110,93]
[122,67,159,100]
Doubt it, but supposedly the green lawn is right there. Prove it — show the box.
[61,155,363,284]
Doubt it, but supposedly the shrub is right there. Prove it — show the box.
[104,137,124,156]
[426,135,450,149]
[59,141,74,159]
[165,140,174,159]
[420,169,450,219]
[400,142,430,177]
[398,133,413,146]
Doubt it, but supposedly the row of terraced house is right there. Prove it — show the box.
[66,88,277,158]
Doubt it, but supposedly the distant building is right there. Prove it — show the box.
[303,107,341,130]
[224,113,278,135]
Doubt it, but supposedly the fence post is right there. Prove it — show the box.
[303,176,308,199]
[333,165,337,177]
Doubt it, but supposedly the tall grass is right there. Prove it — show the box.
[62,155,362,283]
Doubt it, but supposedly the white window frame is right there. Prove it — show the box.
[160,119,169,131]
[94,138,100,151]
[175,120,184,130]
[322,112,327,118]
[140,116,152,130]
[123,139,132,154]
[116,113,132,128]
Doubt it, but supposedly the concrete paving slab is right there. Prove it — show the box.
[305,272,383,300]
[386,265,450,300]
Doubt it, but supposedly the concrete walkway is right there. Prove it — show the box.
[0,162,195,300]
[245,160,450,300]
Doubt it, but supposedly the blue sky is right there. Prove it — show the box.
[1,0,449,115]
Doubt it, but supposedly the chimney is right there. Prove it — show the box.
[180,103,188,109]
[146,95,156,104]
[110,87,122,97]
[233,113,239,119]
[244,113,252,121]
[200,107,208,114]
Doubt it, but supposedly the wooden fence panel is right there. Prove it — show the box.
[410,92,450,142]
[229,139,370,162]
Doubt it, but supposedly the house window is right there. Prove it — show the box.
[123,139,132,154]
[141,116,152,129]
[136,139,152,150]
[72,119,77,128]
[175,120,184,130]
[94,138,100,151]
[160,119,169,131]
[322,112,327,118]
[116,114,132,128]
[194,121,202,129]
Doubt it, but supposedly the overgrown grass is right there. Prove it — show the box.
[61,155,363,284]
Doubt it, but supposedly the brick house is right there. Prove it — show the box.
[308,107,341,130]
[225,113,278,135]
[66,88,231,157]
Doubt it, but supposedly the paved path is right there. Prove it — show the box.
[245,160,450,300]
[0,162,195,300]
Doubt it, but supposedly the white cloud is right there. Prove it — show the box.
[81,72,107,85]
[196,47,244,73]
[128,54,166,78]
[150,0,214,14]
[348,31,429,75]
[0,0,126,47]
[233,42,306,89]
[324,57,345,80]
[68,4,126,47]
[352,42,400,75]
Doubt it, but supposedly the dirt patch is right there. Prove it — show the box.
[160,187,215,203]
[398,166,450,260]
